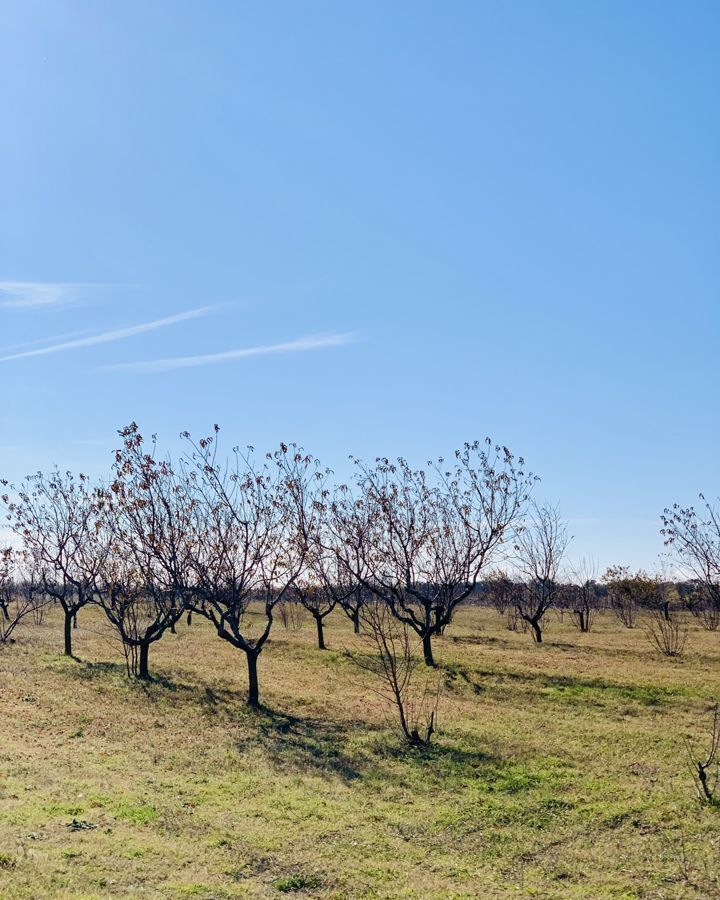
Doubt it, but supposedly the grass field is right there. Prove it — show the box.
[1,604,719,899]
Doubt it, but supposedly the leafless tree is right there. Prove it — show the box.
[697,587,720,631]
[0,548,49,644]
[332,441,533,666]
[0,547,12,623]
[685,703,720,804]
[326,491,376,634]
[662,496,720,617]
[337,583,369,635]
[276,596,307,631]
[485,570,515,617]
[645,610,688,658]
[2,470,103,657]
[677,580,719,630]
[183,431,324,706]
[91,424,195,679]
[286,477,361,651]
[347,600,440,747]
[566,559,601,633]
[290,580,336,650]
[290,537,361,650]
[514,503,569,643]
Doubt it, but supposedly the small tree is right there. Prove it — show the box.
[337,584,369,635]
[92,425,195,679]
[514,504,568,643]
[333,440,533,666]
[566,559,601,633]
[0,549,48,644]
[276,596,307,631]
[290,581,336,650]
[685,703,720,804]
[485,570,515,617]
[2,470,102,657]
[645,610,688,658]
[0,547,12,623]
[184,432,323,706]
[678,580,719,629]
[662,496,720,616]
[347,601,440,747]
[697,587,720,631]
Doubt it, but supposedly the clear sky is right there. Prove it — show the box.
[1,1,718,571]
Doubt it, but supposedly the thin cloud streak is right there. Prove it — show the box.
[0,329,93,355]
[104,332,356,373]
[0,281,101,309]
[0,307,215,362]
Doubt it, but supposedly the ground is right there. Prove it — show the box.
[0,604,719,899]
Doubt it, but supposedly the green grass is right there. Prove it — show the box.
[1,605,719,898]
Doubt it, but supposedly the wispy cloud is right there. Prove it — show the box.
[103,332,356,373]
[0,329,93,355]
[0,307,214,362]
[0,281,103,309]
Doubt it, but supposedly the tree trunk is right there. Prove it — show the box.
[531,620,543,643]
[422,631,436,667]
[352,608,360,634]
[187,611,193,626]
[315,615,326,650]
[138,641,151,680]
[64,607,73,657]
[246,651,260,707]
[73,612,78,629]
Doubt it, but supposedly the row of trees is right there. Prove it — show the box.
[1,425,718,705]
[484,565,720,636]
[1,427,537,704]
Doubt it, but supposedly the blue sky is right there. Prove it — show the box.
[1,0,718,571]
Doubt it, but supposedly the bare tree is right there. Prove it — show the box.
[514,504,568,643]
[2,470,103,657]
[290,580,336,650]
[685,703,720,804]
[183,431,323,706]
[485,570,515,617]
[287,477,360,651]
[337,584,369,635]
[678,581,719,630]
[290,538,361,650]
[92,424,195,679]
[276,596,307,631]
[566,558,601,633]
[697,587,720,631]
[347,601,440,747]
[645,609,688,658]
[333,441,533,666]
[662,496,720,617]
[0,547,12,623]
[0,549,49,644]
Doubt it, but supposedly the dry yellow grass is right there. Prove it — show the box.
[1,604,719,898]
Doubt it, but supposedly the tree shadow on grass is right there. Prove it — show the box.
[70,659,199,698]
[237,703,507,790]
[448,633,513,648]
[243,707,370,782]
[72,660,128,679]
[445,662,693,706]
